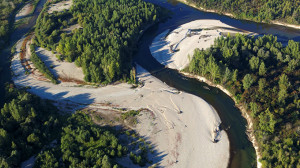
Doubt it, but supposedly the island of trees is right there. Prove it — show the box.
[34,0,164,83]
[186,0,300,25]
[185,34,299,167]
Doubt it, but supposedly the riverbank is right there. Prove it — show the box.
[149,19,261,167]
[181,72,262,168]
[177,0,300,30]
[12,33,230,167]
[150,19,253,70]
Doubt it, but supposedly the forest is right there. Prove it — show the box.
[33,111,126,168]
[0,85,154,167]
[0,84,61,167]
[187,0,300,25]
[34,0,164,83]
[185,34,299,167]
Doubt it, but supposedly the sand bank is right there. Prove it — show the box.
[150,19,261,167]
[15,3,33,22]
[150,19,251,70]
[35,47,85,82]
[12,34,229,167]
[181,71,262,168]
[48,0,72,14]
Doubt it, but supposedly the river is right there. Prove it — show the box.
[0,0,47,106]
[0,0,299,167]
[134,0,300,168]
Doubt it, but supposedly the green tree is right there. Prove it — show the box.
[27,133,40,145]
[209,62,220,82]
[34,151,59,168]
[0,128,8,147]
[222,67,231,83]
[249,102,259,117]
[9,100,26,122]
[249,56,260,70]
[102,155,112,168]
[242,74,254,90]
[287,59,298,72]
[153,15,157,21]
[0,157,9,168]
[277,52,283,61]
[232,69,238,82]
[258,78,266,93]
[258,108,276,134]
[278,74,290,103]
[259,61,266,76]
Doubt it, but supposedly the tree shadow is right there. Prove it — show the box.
[107,126,167,168]
[22,85,95,112]
[35,47,60,78]
[149,29,175,69]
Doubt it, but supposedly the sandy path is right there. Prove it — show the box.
[12,34,229,167]
[150,19,254,70]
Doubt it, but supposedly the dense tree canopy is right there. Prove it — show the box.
[34,0,164,83]
[34,111,127,168]
[186,34,300,167]
[187,0,300,25]
[0,85,60,167]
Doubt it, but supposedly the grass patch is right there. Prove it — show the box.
[121,110,140,126]
[14,16,32,29]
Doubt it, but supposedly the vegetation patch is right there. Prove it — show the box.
[0,84,61,167]
[187,0,300,25]
[90,108,143,128]
[33,110,156,167]
[34,111,128,168]
[87,108,157,166]
[30,44,58,84]
[121,110,140,126]
[185,34,299,167]
[34,0,165,83]
[14,16,32,29]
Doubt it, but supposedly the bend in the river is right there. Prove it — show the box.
[0,0,300,168]
[135,0,300,168]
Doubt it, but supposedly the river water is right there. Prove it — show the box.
[134,0,300,168]
[0,0,299,167]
